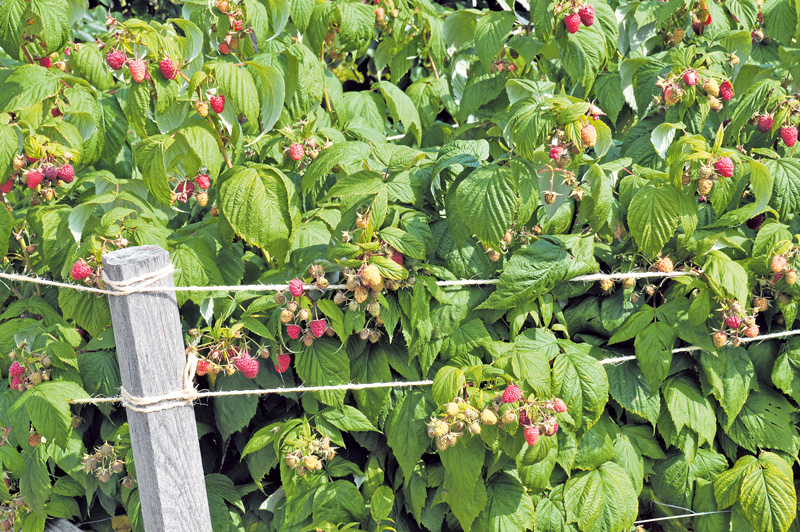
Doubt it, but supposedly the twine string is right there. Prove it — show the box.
[0,269,699,296]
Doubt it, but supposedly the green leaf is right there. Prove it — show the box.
[296,338,350,406]
[246,61,285,133]
[219,165,296,261]
[627,182,680,258]
[663,375,717,444]
[739,453,797,532]
[58,289,111,337]
[176,120,224,181]
[213,372,259,440]
[213,60,260,127]
[701,346,754,425]
[478,238,570,310]
[702,251,749,308]
[133,135,174,205]
[20,447,51,514]
[380,226,426,260]
[634,322,675,390]
[24,382,88,449]
[765,158,800,222]
[336,2,373,55]
[72,43,113,91]
[312,480,366,524]
[432,366,465,407]
[0,65,61,112]
[474,472,535,532]
[371,485,394,522]
[384,389,435,484]
[608,305,655,344]
[441,434,485,498]
[552,343,609,433]
[317,405,378,432]
[375,81,422,144]
[564,462,638,532]
[724,389,800,454]
[606,359,661,425]
[474,11,515,67]
[0,0,25,60]
[715,455,759,509]
[455,164,517,249]
[443,469,487,532]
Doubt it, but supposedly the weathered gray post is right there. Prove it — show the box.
[103,246,212,531]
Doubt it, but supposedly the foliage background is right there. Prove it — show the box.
[2,0,800,531]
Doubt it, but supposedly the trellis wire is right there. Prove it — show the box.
[2,266,798,401]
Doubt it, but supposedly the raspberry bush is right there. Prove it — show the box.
[2,0,800,531]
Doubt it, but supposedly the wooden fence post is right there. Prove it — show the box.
[103,245,212,531]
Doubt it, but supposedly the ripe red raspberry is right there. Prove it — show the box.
[106,50,126,70]
[580,124,597,147]
[159,57,177,80]
[564,13,581,34]
[714,156,734,177]
[39,57,52,68]
[578,5,594,26]
[219,42,231,55]
[274,354,291,373]
[27,170,43,189]
[129,60,147,83]
[196,360,211,376]
[683,70,698,86]
[176,181,195,202]
[43,166,57,181]
[210,95,225,114]
[719,81,733,101]
[310,319,327,338]
[25,154,38,163]
[712,330,727,348]
[502,384,522,403]
[9,361,24,377]
[71,259,93,281]
[518,409,531,427]
[744,326,759,338]
[234,20,243,31]
[1,179,13,194]
[57,164,74,183]
[553,398,567,413]
[51,107,62,118]
[524,426,540,446]
[11,376,21,390]
[288,278,304,297]
[771,255,787,273]
[289,143,305,161]
[656,256,673,273]
[234,354,259,378]
[195,174,211,190]
[725,316,742,329]
[781,126,798,147]
[390,249,403,266]
[549,145,564,160]
[286,324,301,339]
[757,114,774,133]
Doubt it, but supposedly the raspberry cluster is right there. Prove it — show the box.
[80,442,135,488]
[276,267,334,347]
[283,435,338,477]
[427,388,568,451]
[188,331,273,379]
[7,345,54,392]
[2,153,77,203]
[713,300,760,348]
[558,0,594,34]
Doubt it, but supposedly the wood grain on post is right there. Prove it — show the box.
[103,245,212,532]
